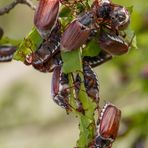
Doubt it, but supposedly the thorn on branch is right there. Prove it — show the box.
[0,0,36,16]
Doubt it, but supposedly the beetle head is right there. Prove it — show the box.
[110,6,130,30]
[95,135,112,148]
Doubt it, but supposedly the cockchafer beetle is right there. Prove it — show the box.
[51,65,72,112]
[51,67,84,114]
[92,0,130,32]
[24,21,61,72]
[60,0,105,53]
[0,45,17,62]
[60,0,131,52]
[34,0,60,39]
[95,103,121,148]
[83,51,112,68]
[60,11,95,52]
[98,28,134,56]
[73,63,100,109]
[0,27,4,39]
[83,64,100,103]
[50,62,100,113]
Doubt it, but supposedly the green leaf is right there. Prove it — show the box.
[77,116,90,147]
[76,3,86,13]
[59,7,71,18]
[13,27,43,62]
[0,37,21,46]
[82,39,101,57]
[132,35,138,49]
[61,49,82,73]
[87,0,93,7]
[124,28,138,49]
[126,5,134,14]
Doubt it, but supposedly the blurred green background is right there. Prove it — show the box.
[0,0,148,148]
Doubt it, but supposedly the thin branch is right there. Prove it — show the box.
[0,0,36,16]
[20,0,36,10]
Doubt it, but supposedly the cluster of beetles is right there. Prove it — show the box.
[0,0,134,147]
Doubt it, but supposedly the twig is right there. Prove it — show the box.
[20,0,36,10]
[0,0,36,16]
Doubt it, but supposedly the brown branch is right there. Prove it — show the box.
[0,0,36,16]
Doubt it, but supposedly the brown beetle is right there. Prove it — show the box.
[92,0,130,31]
[60,12,95,52]
[61,20,91,52]
[51,65,72,112]
[61,0,131,52]
[95,103,121,148]
[0,46,17,62]
[24,21,61,72]
[34,0,60,38]
[83,64,100,103]
[99,29,133,55]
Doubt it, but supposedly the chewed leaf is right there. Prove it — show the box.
[124,27,138,49]
[13,27,43,61]
[82,38,101,57]
[61,49,82,73]
[77,116,90,147]
[132,35,138,49]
